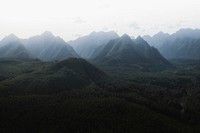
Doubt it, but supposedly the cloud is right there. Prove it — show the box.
[73,34,83,38]
[72,17,86,24]
[167,21,184,29]
[128,22,140,30]
[98,3,110,9]
[150,25,160,30]
[102,26,109,31]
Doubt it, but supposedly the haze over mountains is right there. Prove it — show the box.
[0,34,34,60]
[91,34,171,70]
[143,31,170,49]
[0,32,79,61]
[0,28,200,64]
[143,28,200,60]
[22,31,79,61]
[0,41,33,60]
[68,31,119,59]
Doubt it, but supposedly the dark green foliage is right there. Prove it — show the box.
[0,90,191,133]
[53,58,107,82]
[0,58,200,132]
[0,58,107,95]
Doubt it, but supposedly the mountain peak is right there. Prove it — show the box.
[120,34,132,40]
[175,28,199,35]
[90,31,97,35]
[170,28,200,39]
[0,34,19,46]
[4,33,19,40]
[153,31,169,38]
[7,33,18,38]
[157,31,164,34]
[135,36,146,43]
[135,36,151,48]
[119,34,133,44]
[121,34,130,38]
[41,31,54,37]
[136,35,143,39]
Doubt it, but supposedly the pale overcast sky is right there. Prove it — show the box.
[0,0,199,41]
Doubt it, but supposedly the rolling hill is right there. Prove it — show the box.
[0,58,107,94]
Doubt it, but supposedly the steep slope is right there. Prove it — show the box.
[134,36,171,65]
[22,31,79,61]
[143,28,200,49]
[0,34,34,60]
[144,28,200,60]
[68,31,119,58]
[92,34,145,64]
[143,31,170,48]
[0,34,19,47]
[0,41,33,60]
[91,34,172,69]
[160,37,200,59]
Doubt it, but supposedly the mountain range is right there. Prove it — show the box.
[0,32,79,61]
[22,31,79,61]
[144,28,200,60]
[1,28,200,65]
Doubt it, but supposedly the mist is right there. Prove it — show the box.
[0,0,200,41]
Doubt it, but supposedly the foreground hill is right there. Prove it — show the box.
[22,31,79,61]
[91,34,172,70]
[68,31,119,58]
[0,58,107,94]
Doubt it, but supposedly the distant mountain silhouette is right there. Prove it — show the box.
[144,28,200,60]
[171,28,200,39]
[22,31,79,61]
[68,31,119,58]
[0,35,34,60]
[0,34,20,47]
[160,37,200,59]
[143,31,170,48]
[91,34,171,69]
